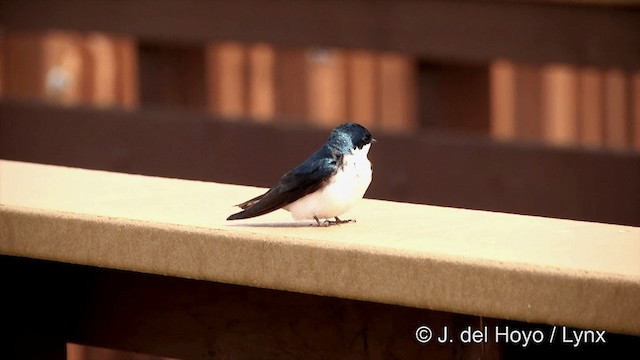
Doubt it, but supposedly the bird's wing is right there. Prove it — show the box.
[227,146,340,220]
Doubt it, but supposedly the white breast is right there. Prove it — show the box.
[284,144,373,221]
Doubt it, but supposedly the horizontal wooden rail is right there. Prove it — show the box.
[1,0,640,67]
[1,160,639,338]
[1,100,639,226]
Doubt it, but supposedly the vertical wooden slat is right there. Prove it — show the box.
[247,43,275,122]
[632,71,640,150]
[42,31,87,105]
[0,32,5,96]
[275,49,308,122]
[85,33,117,107]
[346,50,376,128]
[514,64,542,140]
[3,32,46,99]
[82,34,97,105]
[307,48,346,127]
[379,53,416,131]
[603,69,628,148]
[541,64,578,146]
[206,42,246,118]
[578,67,604,148]
[490,60,516,140]
[138,43,206,109]
[113,36,139,109]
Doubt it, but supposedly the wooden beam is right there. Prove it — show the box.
[1,0,639,68]
[1,163,639,338]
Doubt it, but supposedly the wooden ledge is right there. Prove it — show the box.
[1,160,639,335]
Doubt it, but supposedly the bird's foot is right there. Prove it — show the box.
[312,216,356,226]
[331,216,356,225]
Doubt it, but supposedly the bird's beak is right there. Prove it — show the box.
[371,138,377,143]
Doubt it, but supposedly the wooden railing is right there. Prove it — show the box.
[1,160,639,358]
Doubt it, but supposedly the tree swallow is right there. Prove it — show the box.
[227,122,375,226]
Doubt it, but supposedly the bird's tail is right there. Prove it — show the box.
[227,210,250,221]
[226,193,267,220]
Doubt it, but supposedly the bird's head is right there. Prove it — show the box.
[328,123,376,153]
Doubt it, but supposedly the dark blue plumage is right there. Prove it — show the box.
[227,123,374,222]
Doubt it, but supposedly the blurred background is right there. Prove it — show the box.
[2,31,639,149]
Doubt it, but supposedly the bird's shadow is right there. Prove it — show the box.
[226,220,357,228]
[226,221,318,228]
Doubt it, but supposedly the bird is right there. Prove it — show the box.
[227,122,375,226]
